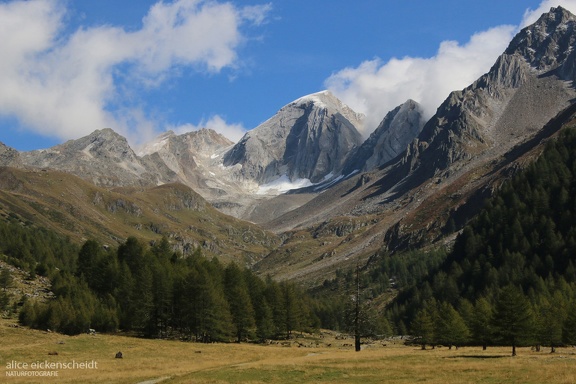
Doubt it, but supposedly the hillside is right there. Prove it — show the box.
[254,104,576,286]
[381,126,576,347]
[0,167,278,264]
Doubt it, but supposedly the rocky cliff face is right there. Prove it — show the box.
[19,128,174,187]
[405,6,576,182]
[139,128,233,185]
[139,128,261,217]
[508,6,576,80]
[223,91,364,184]
[0,142,21,167]
[343,99,424,174]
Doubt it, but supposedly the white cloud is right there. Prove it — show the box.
[0,0,269,145]
[326,25,517,137]
[171,115,247,142]
[326,1,576,137]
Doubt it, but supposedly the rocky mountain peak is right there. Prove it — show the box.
[19,128,155,187]
[223,91,364,185]
[140,128,234,183]
[343,99,424,174]
[138,130,176,156]
[0,142,20,167]
[139,128,233,158]
[404,6,576,182]
[290,90,365,128]
[505,6,576,78]
[77,128,136,159]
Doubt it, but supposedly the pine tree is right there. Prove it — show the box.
[563,301,576,345]
[435,302,470,349]
[534,295,566,353]
[0,290,9,311]
[492,286,535,356]
[0,267,13,291]
[150,258,173,338]
[199,278,234,342]
[224,263,256,342]
[411,308,435,350]
[243,270,275,340]
[77,240,103,284]
[471,298,493,350]
[282,282,303,339]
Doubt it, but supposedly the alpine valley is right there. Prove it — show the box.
[3,6,576,289]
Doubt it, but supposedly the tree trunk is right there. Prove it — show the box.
[354,263,361,352]
[512,344,516,356]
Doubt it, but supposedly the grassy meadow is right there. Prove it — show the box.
[1,318,575,384]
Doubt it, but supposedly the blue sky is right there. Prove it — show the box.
[0,0,569,151]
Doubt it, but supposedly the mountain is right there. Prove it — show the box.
[223,90,365,185]
[343,99,424,174]
[251,6,576,285]
[138,128,234,176]
[19,128,175,187]
[0,142,20,167]
[405,6,576,182]
[2,7,576,288]
[138,129,240,200]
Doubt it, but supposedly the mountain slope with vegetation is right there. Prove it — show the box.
[381,126,576,351]
[0,167,278,264]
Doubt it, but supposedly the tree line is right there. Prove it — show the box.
[0,225,320,340]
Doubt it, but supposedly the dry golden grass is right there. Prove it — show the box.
[1,318,575,384]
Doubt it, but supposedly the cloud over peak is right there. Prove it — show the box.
[326,1,576,138]
[326,26,517,137]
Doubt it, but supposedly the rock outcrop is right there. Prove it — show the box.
[343,99,424,174]
[0,142,21,167]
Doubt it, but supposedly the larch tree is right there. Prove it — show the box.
[492,285,535,356]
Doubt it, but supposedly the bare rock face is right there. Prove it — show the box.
[20,128,171,187]
[507,6,576,79]
[0,142,21,167]
[406,6,576,181]
[343,99,424,174]
[223,91,364,184]
[139,128,234,184]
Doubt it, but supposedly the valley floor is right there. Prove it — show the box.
[1,318,575,384]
